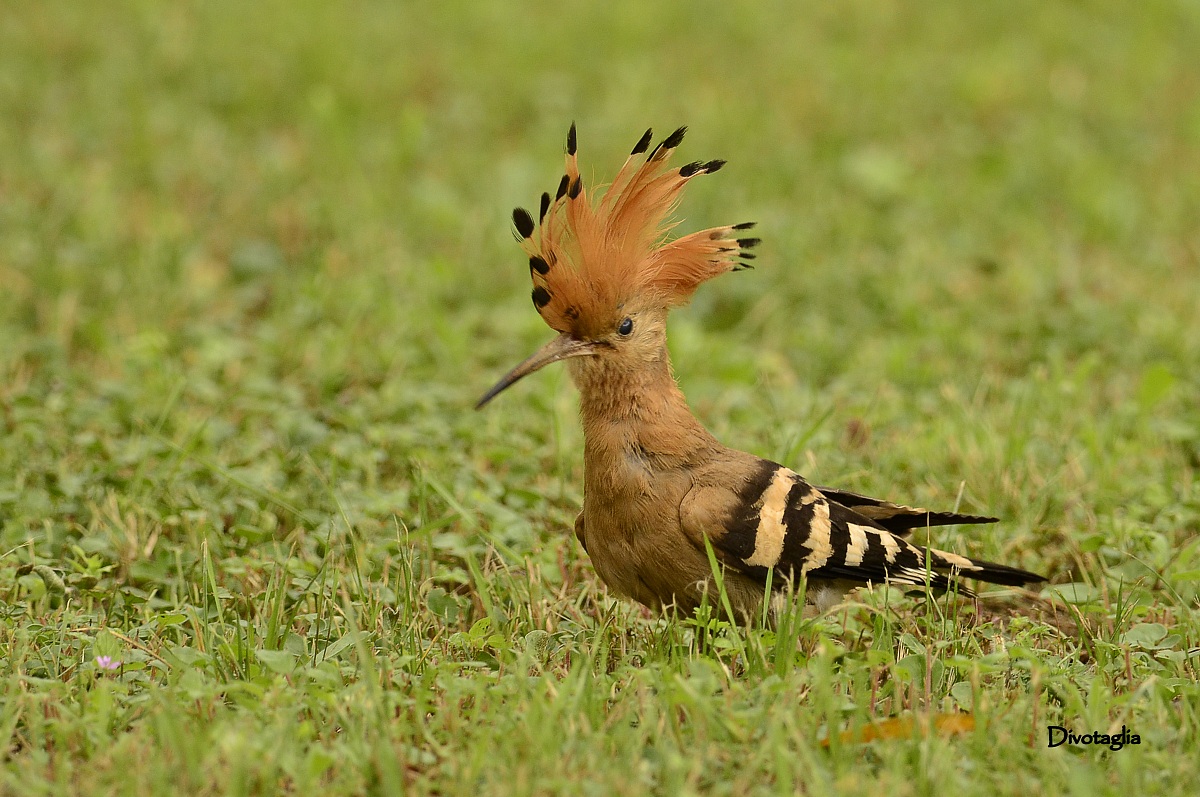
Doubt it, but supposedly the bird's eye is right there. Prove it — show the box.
[617,317,634,336]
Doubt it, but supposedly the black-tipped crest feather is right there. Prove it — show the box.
[631,128,653,155]
[512,208,535,239]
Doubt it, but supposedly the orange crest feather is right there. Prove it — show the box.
[512,125,759,337]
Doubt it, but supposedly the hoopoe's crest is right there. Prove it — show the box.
[512,124,759,339]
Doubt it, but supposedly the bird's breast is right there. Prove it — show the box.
[578,460,704,607]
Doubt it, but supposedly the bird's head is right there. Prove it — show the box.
[477,124,758,408]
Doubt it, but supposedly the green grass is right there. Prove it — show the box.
[2,0,1199,793]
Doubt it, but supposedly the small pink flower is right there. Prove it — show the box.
[95,655,120,671]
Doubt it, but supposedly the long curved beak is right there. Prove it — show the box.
[475,334,598,409]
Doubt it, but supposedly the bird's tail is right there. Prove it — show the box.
[919,546,1046,594]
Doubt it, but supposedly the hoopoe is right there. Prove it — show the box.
[478,124,1045,620]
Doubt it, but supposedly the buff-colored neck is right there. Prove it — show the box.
[570,348,719,475]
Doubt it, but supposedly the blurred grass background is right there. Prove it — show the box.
[2,1,1199,793]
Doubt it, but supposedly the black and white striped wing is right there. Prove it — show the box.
[812,486,998,536]
[709,461,1042,594]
